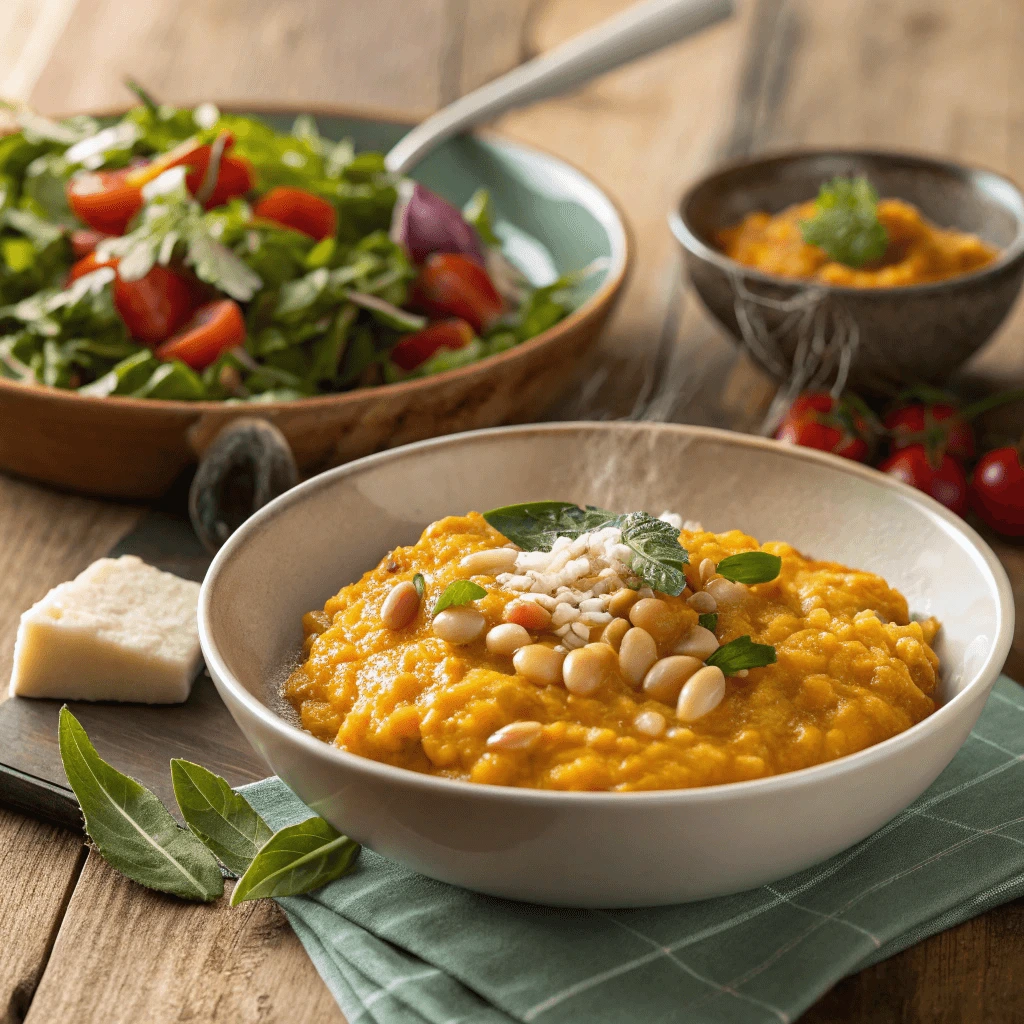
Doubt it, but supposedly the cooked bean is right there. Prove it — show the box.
[674,625,719,660]
[642,655,702,704]
[705,577,746,607]
[513,644,565,686]
[380,580,420,630]
[460,548,519,576]
[562,643,617,696]
[686,591,717,614]
[628,598,676,642]
[676,665,726,722]
[504,601,552,631]
[487,721,543,750]
[600,617,630,651]
[637,587,655,599]
[608,587,640,618]
[633,710,667,738]
[432,606,485,644]
[486,623,531,657]
[618,627,658,688]
[699,558,717,585]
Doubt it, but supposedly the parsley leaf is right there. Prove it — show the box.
[706,635,777,675]
[799,177,888,268]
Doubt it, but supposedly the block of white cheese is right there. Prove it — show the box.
[10,555,203,703]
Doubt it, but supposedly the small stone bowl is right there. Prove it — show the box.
[670,150,1024,393]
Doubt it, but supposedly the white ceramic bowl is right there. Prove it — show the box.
[199,423,1014,907]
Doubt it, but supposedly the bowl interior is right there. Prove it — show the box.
[681,150,1024,260]
[204,423,1011,752]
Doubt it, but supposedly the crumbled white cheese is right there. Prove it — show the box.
[9,555,202,704]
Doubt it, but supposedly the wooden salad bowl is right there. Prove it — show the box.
[0,105,630,499]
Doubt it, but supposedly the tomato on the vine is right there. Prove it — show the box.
[879,444,968,516]
[774,391,871,462]
[970,447,1024,537]
[884,403,975,462]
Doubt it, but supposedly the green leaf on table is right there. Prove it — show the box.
[706,635,777,676]
[230,817,360,905]
[58,707,223,902]
[715,551,782,585]
[799,177,888,268]
[698,612,718,633]
[170,759,273,875]
[433,579,487,616]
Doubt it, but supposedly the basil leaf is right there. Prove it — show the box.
[170,759,273,876]
[715,552,782,585]
[433,579,487,616]
[698,612,718,632]
[230,817,360,905]
[58,707,223,902]
[482,501,617,552]
[616,511,687,596]
[706,635,777,676]
[412,573,425,598]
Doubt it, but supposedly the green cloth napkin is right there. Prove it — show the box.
[240,675,1024,1024]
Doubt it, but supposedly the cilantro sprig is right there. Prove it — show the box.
[800,177,888,268]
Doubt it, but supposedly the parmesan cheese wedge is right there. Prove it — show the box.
[10,555,203,704]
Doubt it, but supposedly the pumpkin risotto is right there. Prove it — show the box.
[285,508,940,791]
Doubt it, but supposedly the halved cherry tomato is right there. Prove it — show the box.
[884,403,975,462]
[155,299,246,369]
[971,447,1024,536]
[391,319,474,372]
[67,253,194,344]
[412,253,503,332]
[879,444,968,516]
[253,186,337,240]
[774,391,871,462]
[67,168,144,235]
[70,229,109,259]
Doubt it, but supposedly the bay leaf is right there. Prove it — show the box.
[230,816,360,905]
[170,759,273,875]
[58,707,223,902]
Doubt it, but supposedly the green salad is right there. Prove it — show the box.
[0,89,580,402]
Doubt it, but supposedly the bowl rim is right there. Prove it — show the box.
[199,420,1016,806]
[669,146,1024,297]
[0,101,630,414]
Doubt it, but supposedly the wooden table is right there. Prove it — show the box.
[3,1,1024,1021]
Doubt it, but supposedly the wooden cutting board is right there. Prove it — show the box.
[0,508,270,829]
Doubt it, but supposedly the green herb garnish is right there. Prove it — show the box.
[482,502,688,596]
[799,177,888,268]
[698,612,718,632]
[715,552,782,585]
[706,635,777,676]
[412,572,425,598]
[433,579,487,616]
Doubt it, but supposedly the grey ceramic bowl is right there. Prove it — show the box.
[670,150,1024,393]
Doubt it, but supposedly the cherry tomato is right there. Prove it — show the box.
[67,168,144,235]
[253,186,337,240]
[155,299,246,369]
[774,391,870,462]
[879,444,968,516]
[70,229,109,259]
[391,319,474,372]
[970,447,1024,536]
[68,253,194,344]
[884,403,975,462]
[413,253,503,332]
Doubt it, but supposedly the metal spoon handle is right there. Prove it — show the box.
[385,0,733,175]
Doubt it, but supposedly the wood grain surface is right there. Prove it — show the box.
[1,0,1023,1022]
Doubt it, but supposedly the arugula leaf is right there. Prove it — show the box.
[230,816,360,905]
[433,580,487,616]
[463,188,500,247]
[170,759,273,875]
[800,177,888,268]
[58,707,223,902]
[698,612,718,632]
[715,552,782,585]
[706,635,777,675]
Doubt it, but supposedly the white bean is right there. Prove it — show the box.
[618,627,658,688]
[485,623,531,657]
[628,598,675,642]
[513,644,565,686]
[676,665,726,722]
[705,577,746,607]
[459,548,519,576]
[633,710,667,738]
[699,558,717,585]
[380,581,420,630]
[642,655,703,704]
[432,606,485,645]
[686,591,717,614]
[674,625,719,660]
[562,643,617,696]
[487,721,543,750]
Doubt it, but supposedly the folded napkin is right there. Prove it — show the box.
[241,675,1024,1024]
